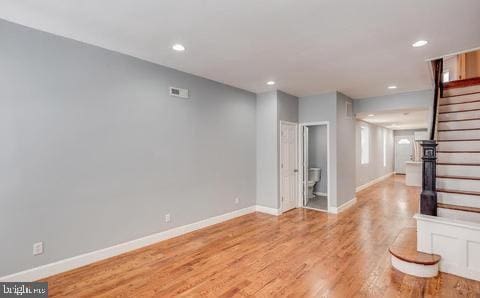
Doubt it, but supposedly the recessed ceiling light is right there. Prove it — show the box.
[388,85,397,89]
[266,81,276,86]
[368,114,375,117]
[172,44,185,51]
[412,40,428,48]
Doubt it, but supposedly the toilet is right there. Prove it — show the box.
[308,168,321,199]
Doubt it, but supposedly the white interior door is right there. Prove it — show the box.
[303,126,309,206]
[395,135,414,174]
[280,122,298,212]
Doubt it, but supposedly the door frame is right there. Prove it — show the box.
[298,121,330,212]
[279,121,299,213]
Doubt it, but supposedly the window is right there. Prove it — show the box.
[361,126,369,164]
[383,130,387,167]
[443,71,450,83]
[398,138,411,145]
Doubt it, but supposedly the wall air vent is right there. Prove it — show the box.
[169,87,189,99]
[345,102,353,118]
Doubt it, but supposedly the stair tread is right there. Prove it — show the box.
[438,162,480,166]
[439,108,480,114]
[437,203,480,214]
[442,91,480,98]
[389,228,441,265]
[438,128,480,132]
[437,188,480,196]
[443,77,480,90]
[437,175,480,181]
[437,150,480,153]
[437,139,480,142]
[439,118,480,122]
[440,99,480,106]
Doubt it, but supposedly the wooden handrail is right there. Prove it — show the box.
[430,59,443,140]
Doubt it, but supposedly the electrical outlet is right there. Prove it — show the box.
[165,213,171,223]
[235,197,240,204]
[33,242,43,256]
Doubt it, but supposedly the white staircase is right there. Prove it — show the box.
[412,72,480,282]
[437,83,480,223]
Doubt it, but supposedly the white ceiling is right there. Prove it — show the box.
[1,0,480,98]
[357,109,429,130]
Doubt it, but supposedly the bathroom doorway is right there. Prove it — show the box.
[299,122,329,212]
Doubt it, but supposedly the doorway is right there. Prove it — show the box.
[280,121,298,213]
[299,122,329,212]
[394,135,414,174]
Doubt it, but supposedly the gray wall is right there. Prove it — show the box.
[353,90,434,137]
[299,92,357,207]
[277,90,299,205]
[353,90,434,114]
[256,90,299,210]
[356,121,394,188]
[0,20,257,277]
[394,129,428,137]
[308,125,328,194]
[336,93,356,206]
[277,91,299,123]
[256,91,279,209]
[299,92,338,206]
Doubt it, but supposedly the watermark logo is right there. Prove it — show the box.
[0,282,48,297]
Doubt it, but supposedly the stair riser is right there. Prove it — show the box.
[443,85,480,97]
[437,165,480,177]
[438,192,480,209]
[437,208,480,223]
[439,110,480,121]
[438,141,480,151]
[438,152,480,163]
[440,93,480,105]
[438,130,480,140]
[438,119,480,130]
[439,101,480,113]
[437,178,480,193]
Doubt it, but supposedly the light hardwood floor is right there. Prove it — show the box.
[42,175,480,297]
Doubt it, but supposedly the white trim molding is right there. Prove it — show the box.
[391,255,439,278]
[298,121,331,211]
[1,206,268,282]
[415,213,480,281]
[314,192,327,197]
[356,172,394,192]
[255,205,281,216]
[328,197,357,214]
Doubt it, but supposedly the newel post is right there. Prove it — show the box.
[420,140,438,216]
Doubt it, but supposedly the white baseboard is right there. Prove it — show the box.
[356,172,394,192]
[0,206,260,282]
[328,197,357,214]
[255,205,281,216]
[314,192,327,197]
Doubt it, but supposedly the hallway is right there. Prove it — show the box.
[43,175,480,297]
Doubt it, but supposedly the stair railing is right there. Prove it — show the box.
[420,59,443,216]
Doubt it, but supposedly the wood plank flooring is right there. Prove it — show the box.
[42,175,480,297]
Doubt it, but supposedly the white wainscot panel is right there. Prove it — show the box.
[415,214,480,281]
